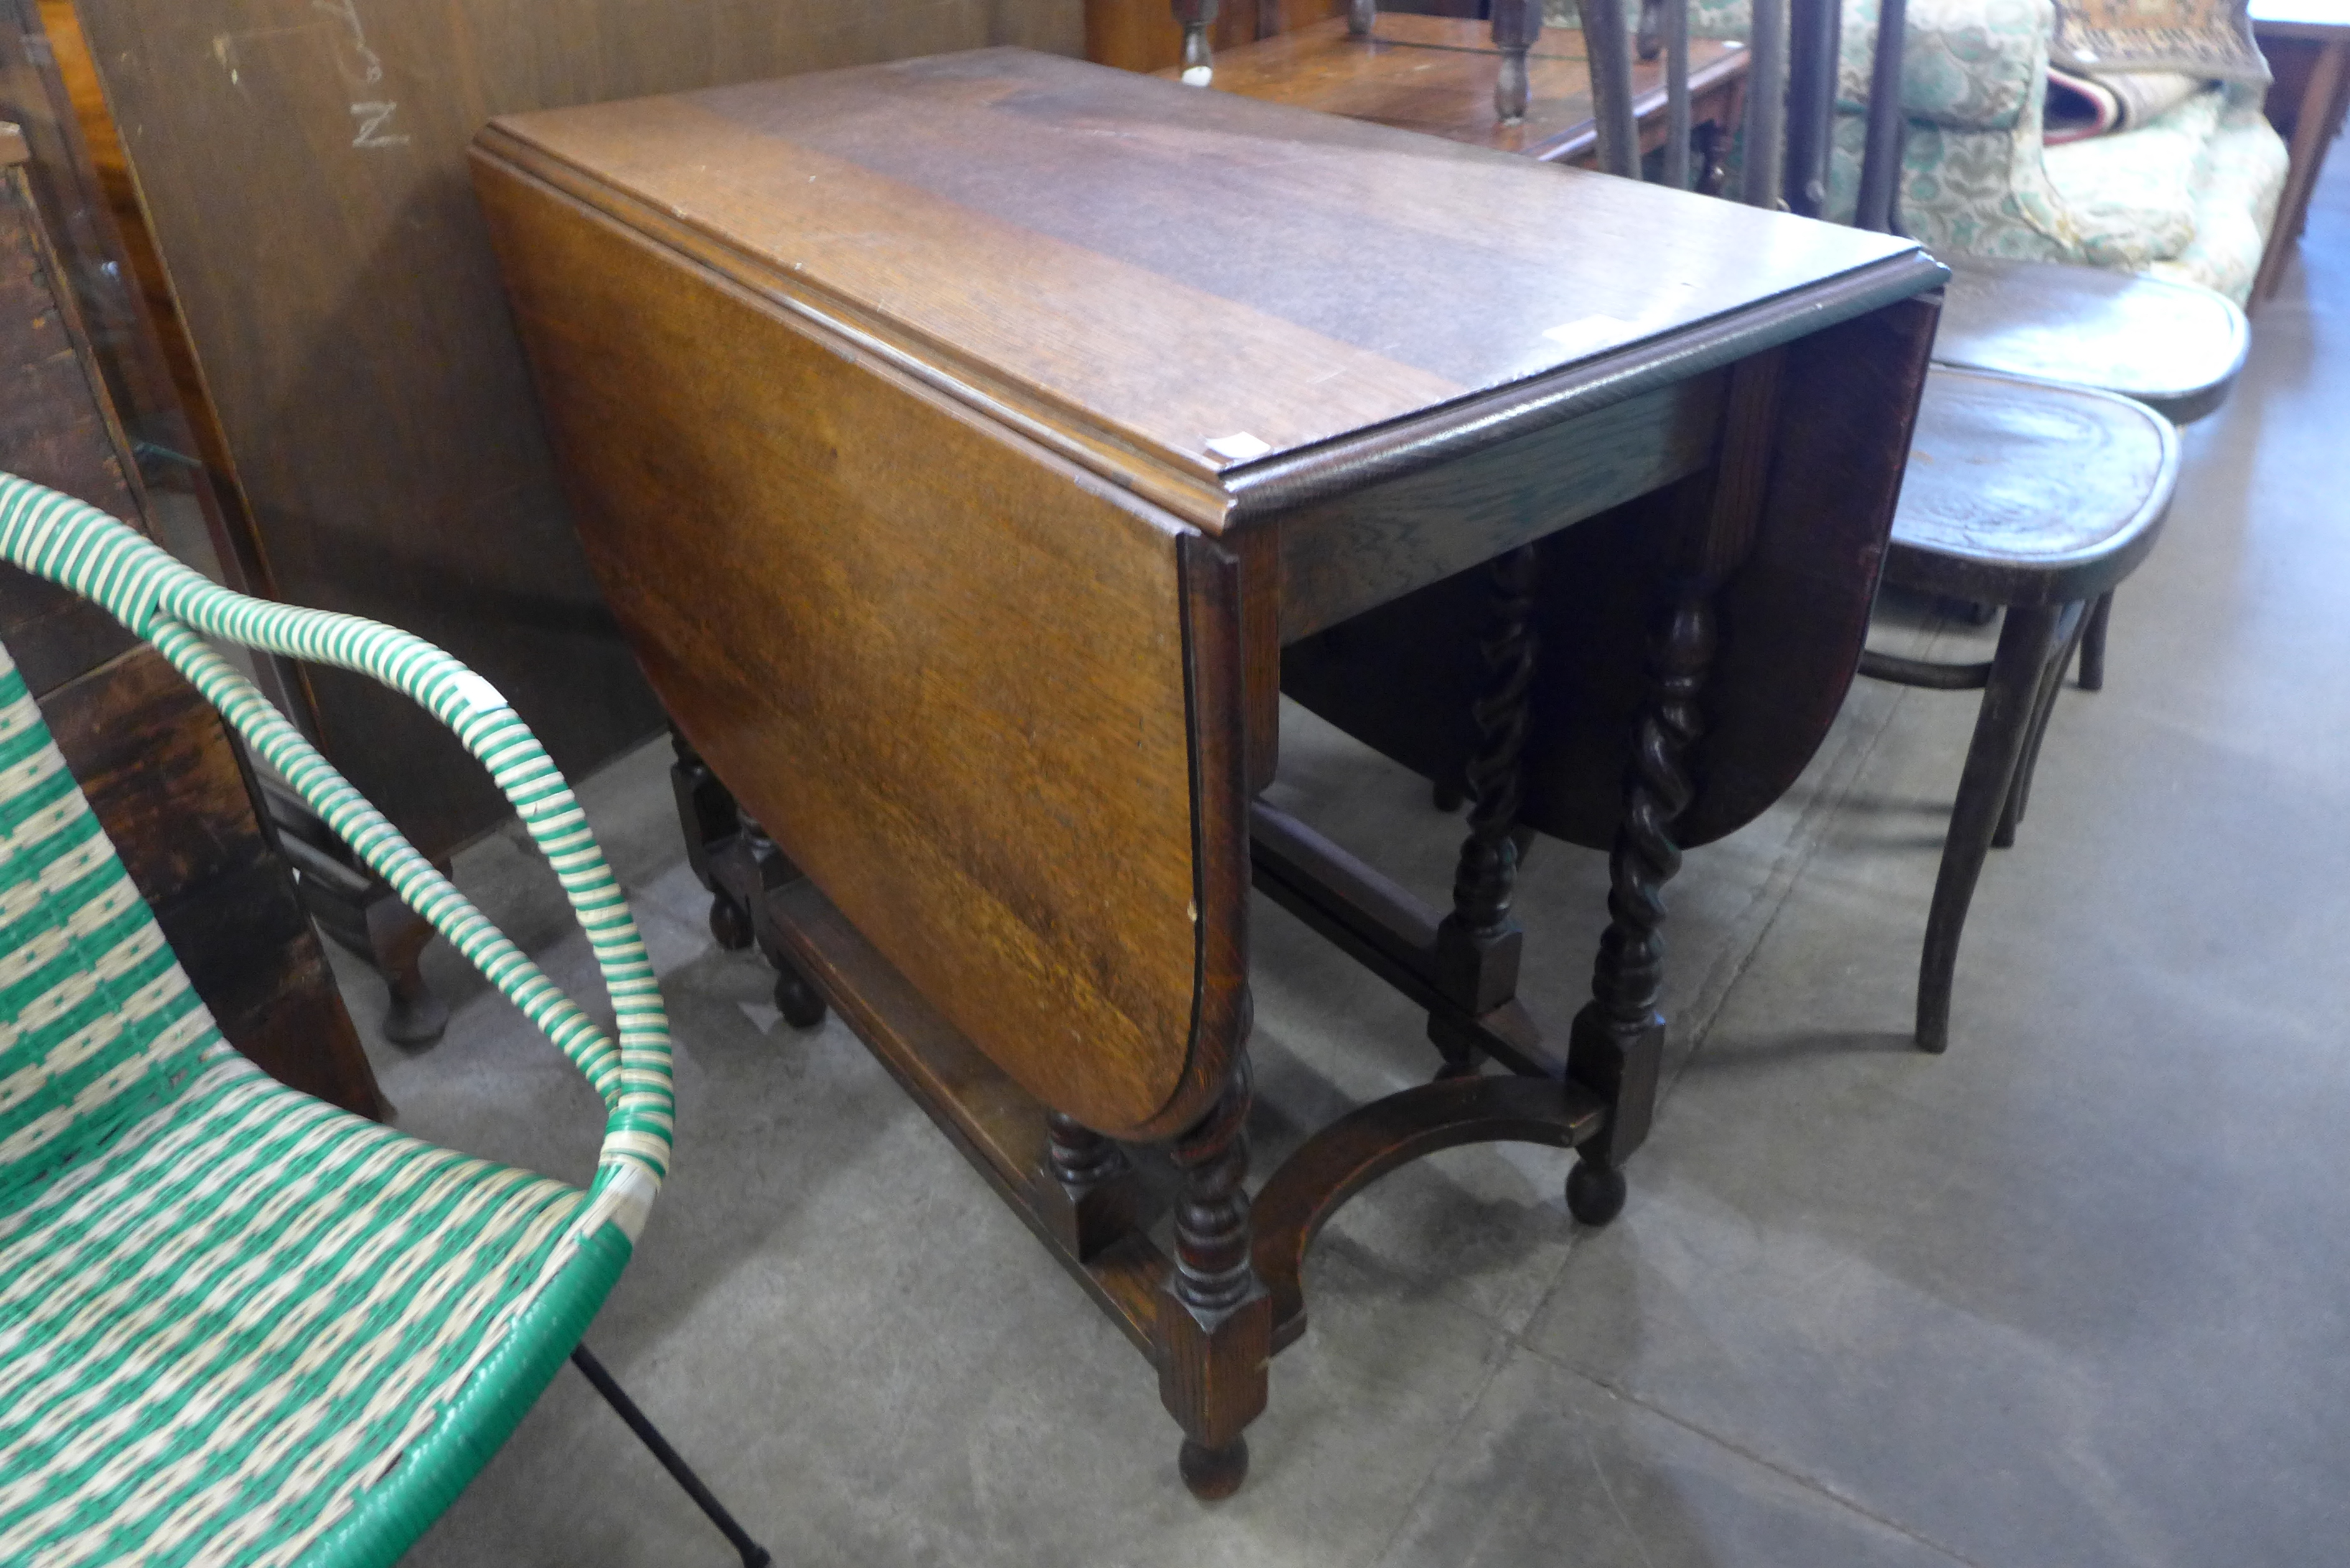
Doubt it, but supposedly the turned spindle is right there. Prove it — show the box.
[1492,0,1543,124]
[670,729,752,949]
[731,810,828,1029]
[1158,1055,1270,1500]
[1044,1111,1141,1260]
[1173,0,1220,83]
[1565,579,1715,1224]
[1431,544,1540,1073]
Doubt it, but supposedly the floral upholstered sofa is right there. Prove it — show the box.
[1554,0,2291,302]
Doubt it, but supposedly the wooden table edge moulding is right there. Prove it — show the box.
[469,47,1946,1496]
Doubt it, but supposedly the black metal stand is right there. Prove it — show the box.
[571,1343,774,1568]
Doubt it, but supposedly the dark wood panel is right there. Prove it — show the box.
[0,157,138,694]
[151,855,382,1116]
[67,0,1085,859]
[1275,372,1724,640]
[41,645,263,898]
[0,138,382,1118]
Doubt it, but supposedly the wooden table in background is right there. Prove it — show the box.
[472,47,1940,1496]
[2254,0,2350,302]
[1171,12,1749,170]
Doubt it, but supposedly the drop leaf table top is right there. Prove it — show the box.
[472,45,1945,1492]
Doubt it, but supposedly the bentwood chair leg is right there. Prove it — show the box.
[1993,603,2085,849]
[2077,589,2115,691]
[1917,602,2066,1053]
[571,1344,774,1568]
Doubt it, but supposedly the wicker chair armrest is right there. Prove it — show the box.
[0,473,672,1238]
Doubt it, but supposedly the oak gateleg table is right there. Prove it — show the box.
[472,45,1945,1497]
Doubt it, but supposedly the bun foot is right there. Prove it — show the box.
[774,966,827,1029]
[382,976,449,1048]
[1431,780,1466,813]
[1179,1437,1249,1500]
[708,892,753,950]
[1566,1157,1627,1226]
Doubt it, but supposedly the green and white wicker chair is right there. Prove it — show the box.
[0,472,768,1567]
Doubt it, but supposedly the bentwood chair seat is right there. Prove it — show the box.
[1934,259,2252,427]
[1929,253,2248,684]
[1863,367,2179,1050]
[0,474,746,1567]
[1886,367,2178,605]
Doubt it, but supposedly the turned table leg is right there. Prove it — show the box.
[1494,0,1542,125]
[668,726,828,1028]
[670,729,751,948]
[263,778,449,1045]
[1158,1055,1271,1500]
[365,882,447,1046]
[1565,577,1715,1225]
[734,816,828,1028]
[1430,544,1540,1078]
[1044,1111,1143,1261]
[1173,0,1219,84]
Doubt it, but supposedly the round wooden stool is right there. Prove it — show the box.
[1860,366,2179,1052]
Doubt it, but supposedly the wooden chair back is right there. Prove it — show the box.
[1580,0,1908,225]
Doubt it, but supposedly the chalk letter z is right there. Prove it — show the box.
[349,101,409,147]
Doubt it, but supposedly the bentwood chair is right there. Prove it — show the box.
[1570,0,2183,1050]
[1930,255,2244,688]
[0,474,768,1566]
[1792,0,2249,688]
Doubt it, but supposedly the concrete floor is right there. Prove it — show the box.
[353,155,2350,1568]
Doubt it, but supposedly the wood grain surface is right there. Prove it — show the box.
[1087,0,1344,72]
[1934,258,2248,419]
[1886,366,2177,605]
[67,0,1084,859]
[476,151,1241,1139]
[1176,13,1748,161]
[1275,373,1725,640]
[0,157,138,697]
[483,47,1924,529]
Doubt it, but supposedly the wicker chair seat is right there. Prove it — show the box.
[0,1049,587,1567]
